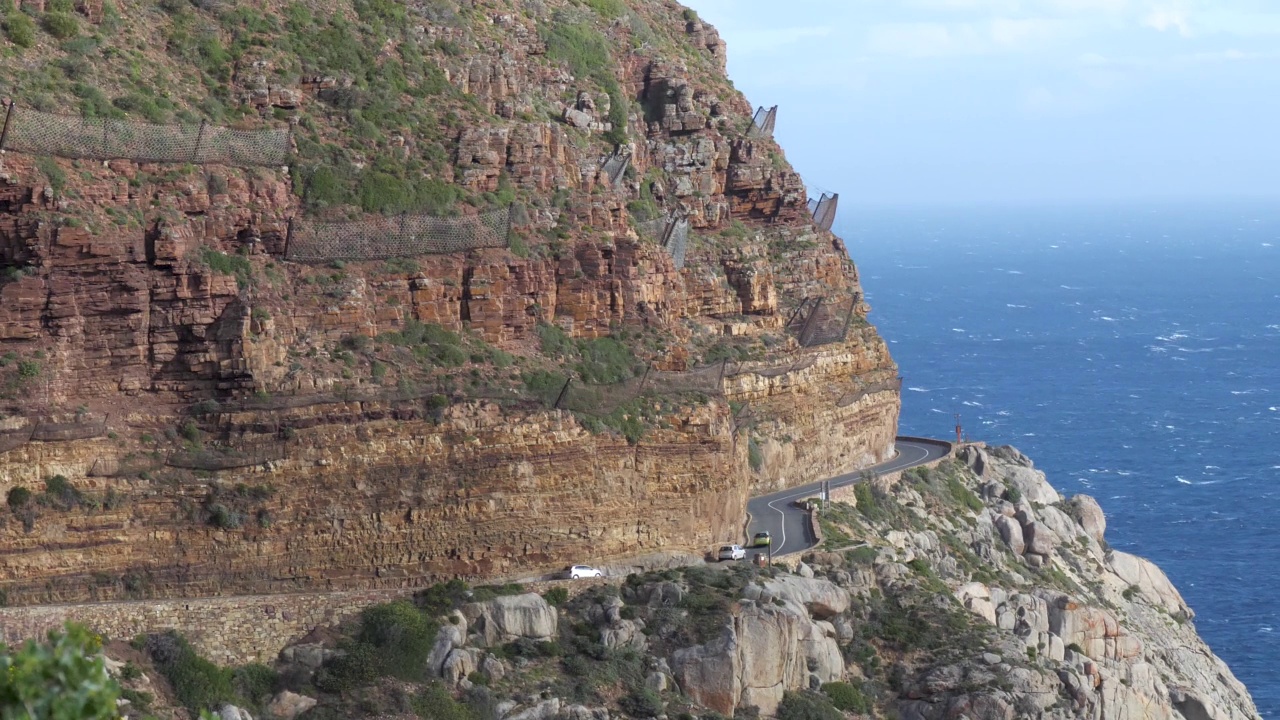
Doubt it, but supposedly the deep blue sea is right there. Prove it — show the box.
[841,201,1280,717]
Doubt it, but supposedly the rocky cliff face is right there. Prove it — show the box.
[99,444,1259,720]
[0,0,898,602]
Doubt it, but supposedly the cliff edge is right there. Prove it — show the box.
[0,0,898,604]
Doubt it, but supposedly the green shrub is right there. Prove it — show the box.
[414,579,471,617]
[42,11,78,39]
[146,631,234,716]
[0,623,120,719]
[845,545,878,566]
[747,437,763,472]
[318,601,438,691]
[775,692,842,720]
[576,337,637,384]
[820,682,871,713]
[410,682,478,720]
[6,486,30,509]
[537,322,575,357]
[3,11,35,47]
[583,0,625,18]
[43,475,86,511]
[543,587,569,607]
[206,503,243,530]
[618,689,662,718]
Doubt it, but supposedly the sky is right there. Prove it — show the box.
[682,0,1280,205]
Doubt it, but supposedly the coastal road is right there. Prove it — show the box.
[745,437,953,558]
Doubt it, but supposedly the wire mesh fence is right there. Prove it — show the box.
[786,295,858,348]
[30,415,108,442]
[748,105,777,138]
[637,213,689,269]
[809,192,839,232]
[600,150,630,187]
[0,103,290,167]
[835,376,904,408]
[284,206,512,263]
[556,362,727,416]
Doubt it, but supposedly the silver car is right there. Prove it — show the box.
[565,564,604,579]
[717,544,746,561]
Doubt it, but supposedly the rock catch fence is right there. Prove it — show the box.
[283,206,512,262]
[786,295,858,348]
[600,150,631,187]
[807,192,839,232]
[748,105,777,138]
[0,102,290,167]
[638,213,690,269]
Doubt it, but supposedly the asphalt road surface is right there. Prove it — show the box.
[744,437,953,558]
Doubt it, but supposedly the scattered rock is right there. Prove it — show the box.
[265,691,317,720]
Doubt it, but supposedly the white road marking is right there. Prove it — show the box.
[755,442,939,555]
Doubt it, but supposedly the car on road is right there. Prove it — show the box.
[751,531,772,548]
[717,544,746,561]
[565,565,604,579]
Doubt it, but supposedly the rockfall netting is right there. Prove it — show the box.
[285,206,511,262]
[555,362,727,416]
[600,150,631,187]
[787,295,858,348]
[748,105,777,138]
[809,192,839,232]
[638,214,689,269]
[836,376,904,408]
[0,104,290,166]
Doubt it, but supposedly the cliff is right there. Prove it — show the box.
[0,0,899,603]
[58,443,1257,720]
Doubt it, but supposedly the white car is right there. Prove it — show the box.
[565,565,604,579]
[717,544,746,561]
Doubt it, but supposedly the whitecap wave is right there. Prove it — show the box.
[1176,476,1193,485]
[908,387,929,393]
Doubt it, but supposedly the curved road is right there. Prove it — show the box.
[746,437,952,558]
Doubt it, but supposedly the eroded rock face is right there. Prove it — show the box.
[672,600,842,717]
[462,594,558,647]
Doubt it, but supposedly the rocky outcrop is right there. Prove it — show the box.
[672,600,842,716]
[462,594,558,647]
[876,447,1260,720]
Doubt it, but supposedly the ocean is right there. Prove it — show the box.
[841,200,1280,717]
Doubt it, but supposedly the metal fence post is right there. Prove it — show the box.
[553,378,573,410]
[0,101,15,152]
[192,119,208,163]
[283,217,295,260]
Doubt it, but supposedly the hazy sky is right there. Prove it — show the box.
[683,0,1280,205]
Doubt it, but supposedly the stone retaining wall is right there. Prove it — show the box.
[0,577,620,665]
[0,589,409,664]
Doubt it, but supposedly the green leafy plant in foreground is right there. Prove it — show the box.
[0,623,119,720]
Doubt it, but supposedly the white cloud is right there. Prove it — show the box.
[865,18,1068,56]
[1143,5,1193,35]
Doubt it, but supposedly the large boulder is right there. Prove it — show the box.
[1067,495,1107,543]
[761,576,851,618]
[1110,551,1192,618]
[462,594,558,646]
[426,622,467,677]
[994,515,1026,555]
[673,601,841,717]
[442,648,477,687]
[1023,521,1059,556]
